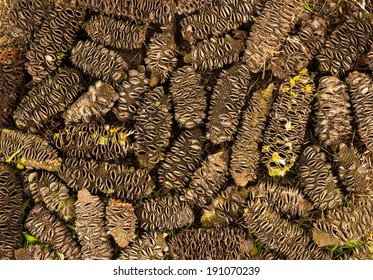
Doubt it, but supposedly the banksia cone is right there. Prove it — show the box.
[184,34,245,71]
[106,199,137,248]
[14,67,84,132]
[75,189,113,260]
[145,28,178,87]
[0,129,60,172]
[270,16,327,79]
[23,171,75,221]
[230,83,275,187]
[170,66,207,129]
[201,186,249,228]
[133,86,172,170]
[168,227,254,260]
[8,0,51,46]
[248,181,313,218]
[317,16,372,76]
[79,0,175,24]
[336,143,372,194]
[314,76,353,152]
[312,198,373,247]
[176,0,213,15]
[298,145,342,211]
[0,47,25,127]
[25,204,82,260]
[114,66,149,122]
[58,158,154,200]
[244,200,328,260]
[14,245,59,260]
[243,0,304,73]
[346,71,373,152]
[118,231,169,260]
[83,14,146,50]
[158,128,205,192]
[26,5,84,82]
[63,81,119,126]
[261,69,316,177]
[206,62,252,145]
[51,124,131,162]
[181,0,259,42]
[138,196,195,231]
[71,40,128,84]
[0,164,23,260]
[180,149,229,208]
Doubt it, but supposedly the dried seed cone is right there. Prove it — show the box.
[145,30,178,87]
[336,143,372,194]
[312,198,373,247]
[26,6,84,82]
[0,47,25,127]
[176,0,213,15]
[230,83,275,187]
[106,199,137,248]
[184,34,245,71]
[170,66,207,129]
[261,69,316,177]
[134,86,172,170]
[51,124,131,162]
[25,204,82,260]
[270,16,327,79]
[79,0,175,24]
[201,186,249,228]
[180,150,229,208]
[206,62,252,145]
[139,196,194,231]
[23,171,75,221]
[168,227,254,260]
[243,0,304,73]
[0,129,61,172]
[346,71,373,152]
[114,66,149,122]
[248,181,313,218]
[14,245,59,260]
[180,0,259,42]
[14,67,84,132]
[158,128,205,191]
[8,0,51,46]
[244,200,328,260]
[63,80,119,126]
[314,76,353,152]
[83,14,146,50]
[298,145,342,211]
[0,164,23,260]
[317,17,372,76]
[58,158,154,200]
[118,231,169,260]
[71,40,128,84]
[75,189,113,260]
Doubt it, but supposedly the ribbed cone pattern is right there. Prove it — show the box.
[133,86,172,170]
[261,69,315,177]
[230,83,275,187]
[25,204,82,260]
[0,129,60,172]
[0,164,23,260]
[206,62,252,145]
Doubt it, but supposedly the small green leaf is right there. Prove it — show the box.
[56,252,65,260]
[22,232,38,244]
